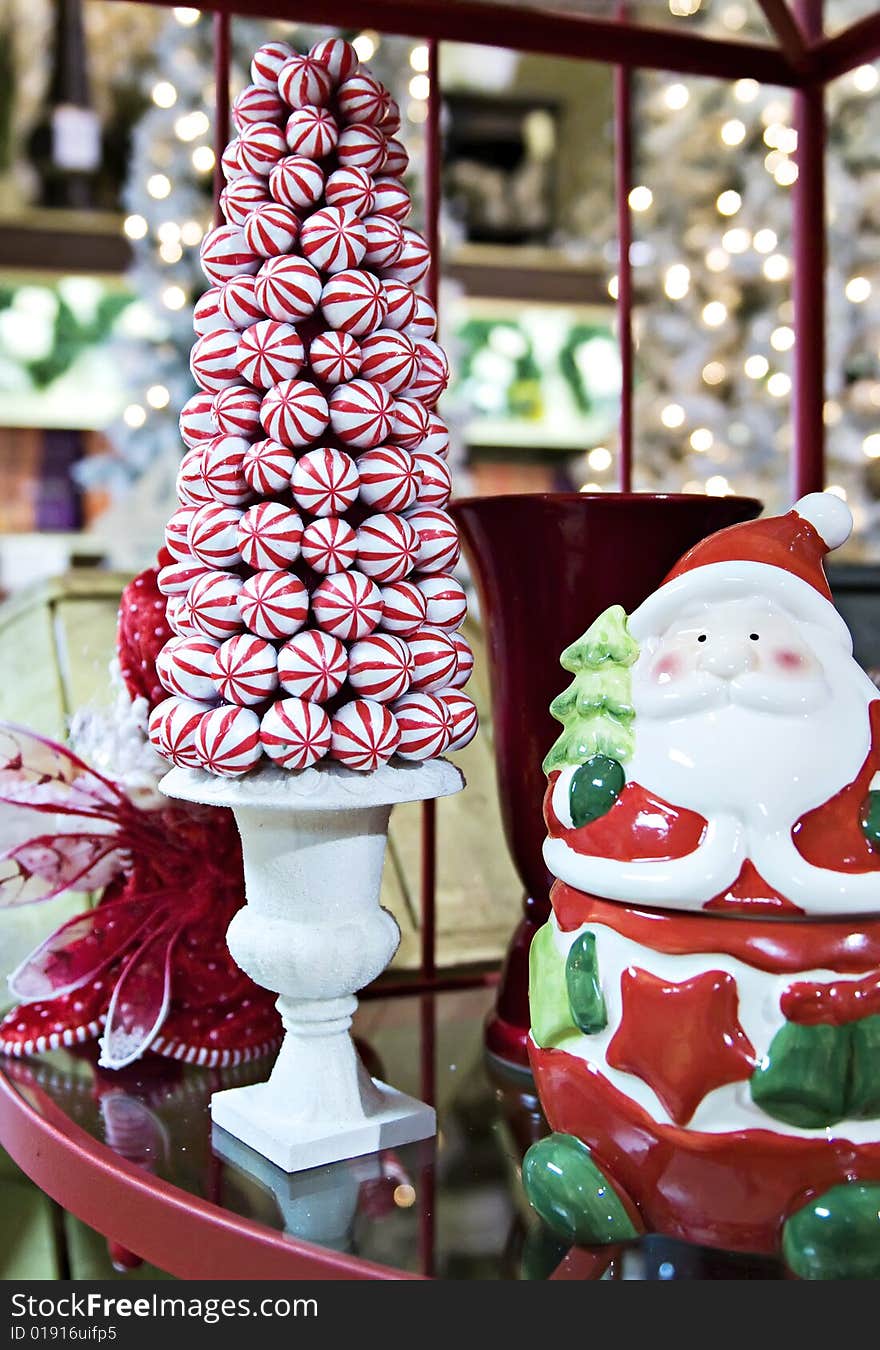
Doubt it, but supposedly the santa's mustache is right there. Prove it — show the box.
[635,668,830,717]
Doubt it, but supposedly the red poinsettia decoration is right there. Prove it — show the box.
[0,567,281,1069]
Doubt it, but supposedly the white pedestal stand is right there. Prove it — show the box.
[160,758,463,1173]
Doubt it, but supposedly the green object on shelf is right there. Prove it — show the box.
[523,1133,638,1247]
[750,1021,849,1128]
[783,1182,880,1280]
[529,921,572,1049]
[565,931,607,1034]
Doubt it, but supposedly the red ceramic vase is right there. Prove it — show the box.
[452,492,762,1068]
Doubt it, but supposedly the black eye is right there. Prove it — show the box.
[697,634,707,643]
[750,633,760,641]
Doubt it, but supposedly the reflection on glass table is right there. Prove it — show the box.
[3,987,783,1279]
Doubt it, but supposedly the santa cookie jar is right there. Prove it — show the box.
[523,493,880,1279]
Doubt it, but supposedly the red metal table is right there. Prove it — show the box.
[0,986,782,1280]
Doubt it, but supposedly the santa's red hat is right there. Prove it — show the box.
[629,492,853,647]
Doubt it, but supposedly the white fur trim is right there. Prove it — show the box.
[629,559,853,650]
[795,491,852,549]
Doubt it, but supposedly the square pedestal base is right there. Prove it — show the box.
[210,1078,437,1173]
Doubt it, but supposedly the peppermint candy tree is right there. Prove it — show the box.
[148,37,477,780]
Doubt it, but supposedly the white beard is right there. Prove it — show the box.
[628,635,876,833]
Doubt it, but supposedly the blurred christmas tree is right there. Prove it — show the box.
[571,2,880,554]
[82,12,426,565]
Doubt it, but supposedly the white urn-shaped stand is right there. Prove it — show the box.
[161,758,463,1173]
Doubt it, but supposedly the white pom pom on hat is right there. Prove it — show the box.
[793,491,853,549]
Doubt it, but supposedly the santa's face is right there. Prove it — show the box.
[635,598,829,718]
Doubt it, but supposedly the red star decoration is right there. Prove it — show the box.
[606,966,756,1125]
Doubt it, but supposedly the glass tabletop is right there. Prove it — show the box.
[2,985,783,1280]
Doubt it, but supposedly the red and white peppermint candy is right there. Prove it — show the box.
[243,202,300,258]
[158,635,220,702]
[391,691,454,761]
[179,392,216,450]
[409,340,449,406]
[285,105,338,159]
[152,697,209,768]
[278,628,348,701]
[337,72,387,126]
[188,504,243,568]
[200,224,260,284]
[325,166,375,217]
[415,412,450,459]
[358,446,420,513]
[309,329,361,385]
[219,274,265,329]
[190,329,240,394]
[237,501,303,570]
[269,155,325,211]
[193,287,232,337]
[237,120,287,176]
[251,40,294,90]
[449,633,475,688]
[380,98,402,138]
[384,228,430,286]
[165,505,197,562]
[404,294,439,344]
[407,625,458,692]
[236,319,305,388]
[416,573,466,630]
[212,634,278,706]
[362,215,404,269]
[232,83,284,131]
[383,138,410,178]
[260,379,329,448]
[356,512,418,584]
[176,450,213,507]
[372,178,412,223]
[337,123,386,174]
[321,268,386,335]
[278,54,332,109]
[200,436,252,505]
[328,379,393,449]
[165,595,200,639]
[438,689,478,750]
[241,439,295,496]
[330,699,400,771]
[300,516,358,573]
[221,139,245,182]
[261,697,331,769]
[158,561,211,597]
[378,580,427,637]
[212,385,262,439]
[308,37,359,85]
[300,206,367,274]
[255,254,322,321]
[195,705,262,777]
[348,633,413,703]
[291,446,359,517]
[389,396,430,448]
[148,698,174,756]
[404,506,460,574]
[220,173,270,226]
[380,281,418,334]
[360,329,417,393]
[188,571,245,640]
[412,451,452,508]
[239,570,309,640]
[312,571,383,641]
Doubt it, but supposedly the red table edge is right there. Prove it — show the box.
[0,1072,420,1282]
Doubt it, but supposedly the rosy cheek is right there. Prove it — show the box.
[653,653,683,685]
[774,648,804,673]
